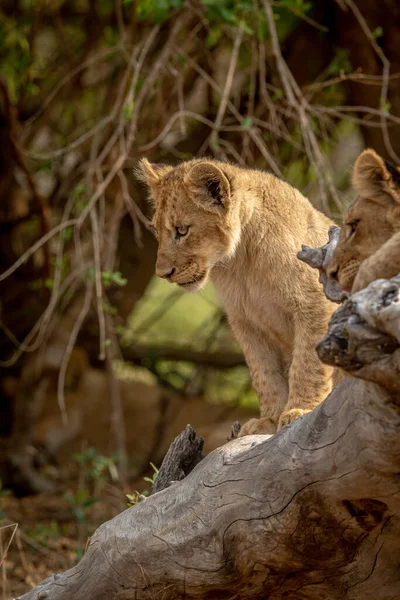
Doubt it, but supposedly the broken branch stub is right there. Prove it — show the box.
[152,424,204,493]
[297,225,345,303]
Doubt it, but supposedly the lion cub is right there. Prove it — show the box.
[137,159,335,434]
[328,149,400,294]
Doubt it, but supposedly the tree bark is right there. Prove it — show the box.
[297,225,344,304]
[18,277,400,600]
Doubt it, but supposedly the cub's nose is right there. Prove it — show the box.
[163,267,176,280]
[156,264,176,280]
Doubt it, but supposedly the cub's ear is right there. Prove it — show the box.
[353,148,400,204]
[135,159,173,201]
[184,162,231,211]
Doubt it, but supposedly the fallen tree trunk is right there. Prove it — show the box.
[121,342,245,370]
[18,276,400,600]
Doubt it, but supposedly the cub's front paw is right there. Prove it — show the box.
[238,417,277,437]
[278,408,309,430]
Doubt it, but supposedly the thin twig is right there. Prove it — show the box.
[0,523,18,568]
[341,0,398,162]
[210,23,244,153]
[105,314,128,481]
[0,79,51,274]
[90,207,106,361]
[0,219,77,283]
[57,280,93,425]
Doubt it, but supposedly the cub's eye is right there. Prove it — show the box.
[346,220,359,239]
[175,225,189,239]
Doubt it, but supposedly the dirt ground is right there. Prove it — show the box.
[0,460,139,599]
[1,366,257,599]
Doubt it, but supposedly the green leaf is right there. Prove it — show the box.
[62,226,73,242]
[101,270,128,287]
[44,278,54,290]
[240,116,253,130]
[149,462,159,474]
[380,97,391,113]
[372,26,383,40]
[206,27,222,49]
[123,101,134,122]
[326,48,352,76]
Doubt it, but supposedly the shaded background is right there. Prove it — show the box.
[0,0,399,595]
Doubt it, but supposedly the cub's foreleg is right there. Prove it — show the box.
[229,319,288,436]
[278,308,333,430]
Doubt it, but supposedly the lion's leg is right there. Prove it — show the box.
[230,320,288,436]
[278,311,333,430]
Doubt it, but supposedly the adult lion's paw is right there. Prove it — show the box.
[278,408,309,430]
[238,417,277,437]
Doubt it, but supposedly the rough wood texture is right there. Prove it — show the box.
[18,276,400,600]
[152,424,204,493]
[297,225,345,303]
[317,274,400,391]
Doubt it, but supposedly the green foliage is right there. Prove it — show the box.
[26,520,61,544]
[0,11,32,102]
[372,26,383,40]
[135,0,184,24]
[65,449,119,526]
[123,100,134,122]
[240,116,253,130]
[96,0,114,17]
[101,270,128,287]
[86,268,128,287]
[64,488,99,525]
[73,184,89,214]
[327,48,352,76]
[62,226,73,242]
[126,463,159,506]
[103,302,118,315]
[272,0,315,41]
[73,447,119,486]
[380,97,391,113]
[284,158,307,192]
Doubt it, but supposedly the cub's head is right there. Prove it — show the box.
[327,148,400,292]
[137,159,240,291]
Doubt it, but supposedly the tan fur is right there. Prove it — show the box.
[328,149,400,294]
[137,158,336,434]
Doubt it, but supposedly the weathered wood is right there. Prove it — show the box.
[153,424,204,493]
[297,225,345,303]
[317,274,400,391]
[18,391,400,597]
[18,276,400,600]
